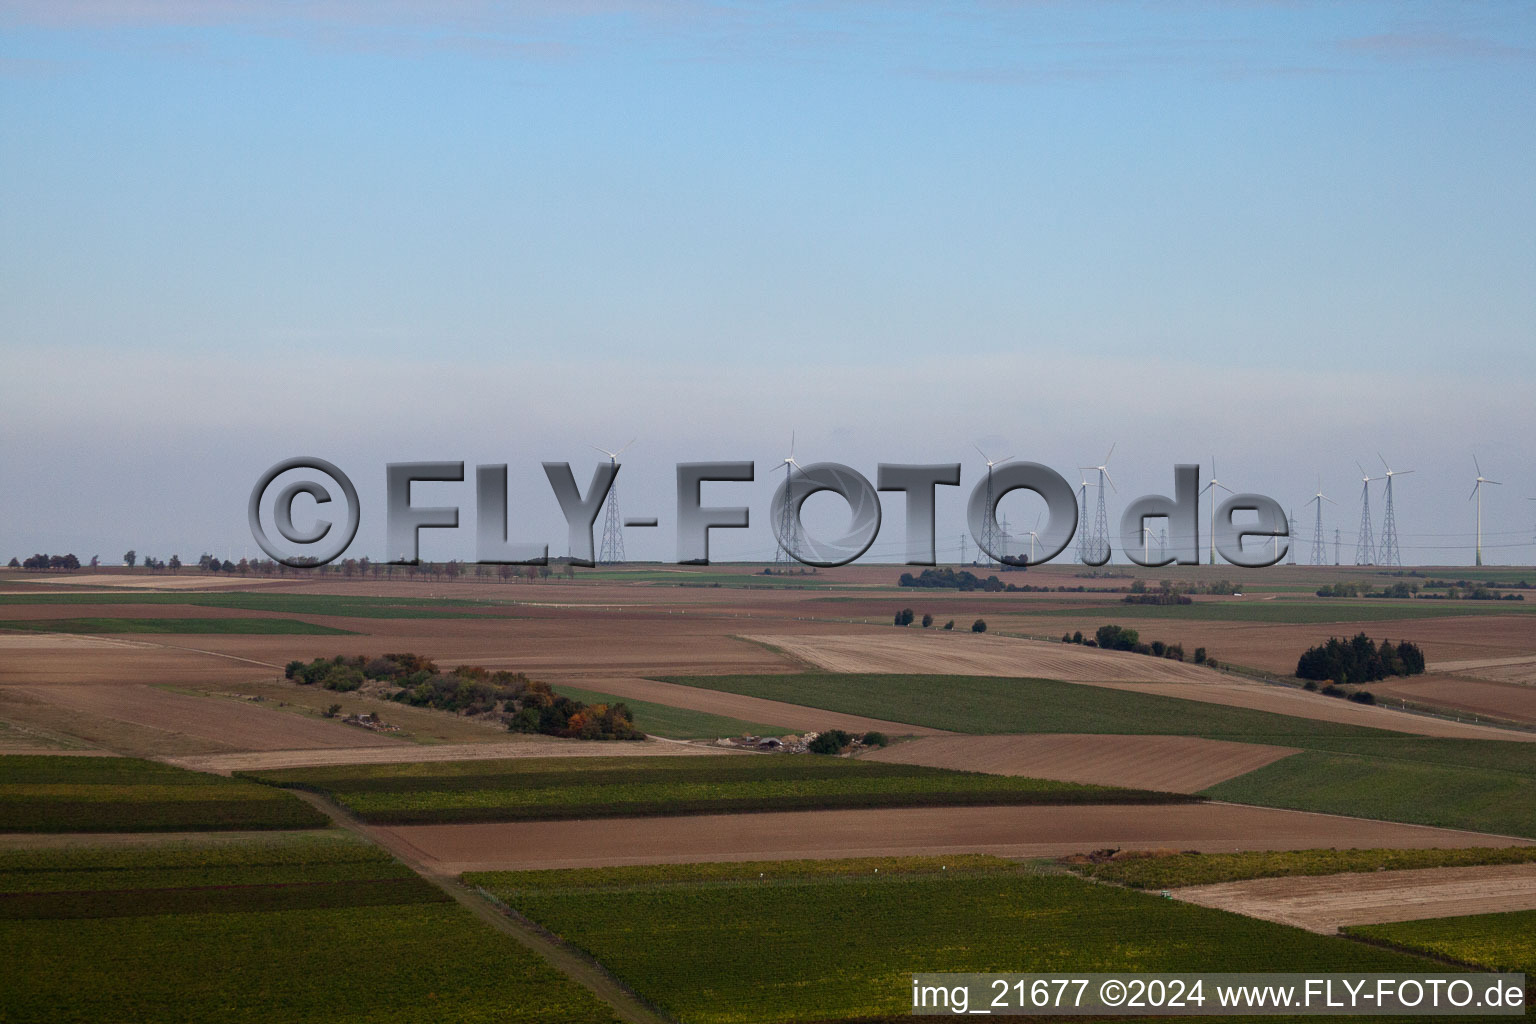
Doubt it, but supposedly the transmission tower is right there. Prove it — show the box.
[1286,509,1297,564]
[958,533,968,566]
[1079,445,1116,565]
[1354,463,1377,565]
[974,445,1014,567]
[1308,480,1335,566]
[1377,454,1412,568]
[1075,476,1091,564]
[773,435,806,566]
[1158,527,1167,563]
[592,440,634,565]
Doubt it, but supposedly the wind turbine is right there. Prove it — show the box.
[1075,471,1092,564]
[1354,462,1377,565]
[1078,444,1116,565]
[1376,453,1413,567]
[591,440,635,565]
[774,433,806,565]
[1199,458,1233,566]
[1025,512,1044,565]
[973,444,1014,567]
[1306,479,1337,566]
[1469,455,1501,567]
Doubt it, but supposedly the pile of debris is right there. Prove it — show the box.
[341,712,401,734]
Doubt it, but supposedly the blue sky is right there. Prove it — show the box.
[2,1,1533,565]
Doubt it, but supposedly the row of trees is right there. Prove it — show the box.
[1065,624,1203,663]
[1295,634,1425,684]
[892,608,985,632]
[284,653,642,740]
[11,553,92,570]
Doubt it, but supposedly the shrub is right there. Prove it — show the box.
[1062,633,1072,643]
[808,729,852,755]
[862,731,889,748]
[1193,647,1207,665]
[922,613,934,628]
[942,620,955,631]
[1072,630,1084,645]
[1094,624,1138,651]
[1349,690,1377,705]
[323,703,342,718]
[894,608,915,627]
[970,619,987,633]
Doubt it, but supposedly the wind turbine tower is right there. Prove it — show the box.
[1079,445,1116,565]
[1286,509,1297,565]
[774,435,806,566]
[1354,463,1377,566]
[1075,472,1091,564]
[973,445,1014,567]
[1469,455,1501,567]
[1308,480,1336,566]
[1200,458,1233,566]
[1376,453,1413,568]
[593,440,634,565]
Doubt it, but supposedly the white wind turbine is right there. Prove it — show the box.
[1200,458,1233,566]
[1024,512,1044,564]
[1306,479,1337,566]
[773,433,806,564]
[1376,453,1414,567]
[1469,455,1501,567]
[973,444,1015,565]
[590,439,635,565]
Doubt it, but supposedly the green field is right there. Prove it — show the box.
[1201,749,1536,839]
[243,754,1191,825]
[663,672,1396,740]
[0,591,497,619]
[1346,910,1536,974]
[0,616,355,635]
[470,857,1432,1024]
[0,833,620,1023]
[1065,847,1536,889]
[0,756,328,832]
[553,684,793,739]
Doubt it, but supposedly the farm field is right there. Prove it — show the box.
[1202,747,1536,838]
[0,616,355,634]
[0,755,326,832]
[1065,846,1536,889]
[168,737,734,773]
[469,857,1432,1024]
[1345,909,1536,974]
[242,754,1189,824]
[858,733,1298,792]
[0,833,621,1024]
[378,802,1526,874]
[1171,863,1536,933]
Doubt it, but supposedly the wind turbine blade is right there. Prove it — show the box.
[973,443,989,462]
[1486,479,1503,486]
[1379,452,1390,472]
[1473,454,1483,477]
[589,444,614,458]
[1323,494,1336,505]
[995,454,1015,466]
[615,439,637,457]
[1101,468,1117,492]
[1395,469,1415,476]
[1216,481,1234,494]
[1469,483,1480,501]
[1103,442,1116,466]
[789,431,795,460]
[1356,461,1369,479]
[1034,512,1043,531]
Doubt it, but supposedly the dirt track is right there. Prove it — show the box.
[860,734,1297,792]
[372,803,1532,874]
[1173,862,1536,933]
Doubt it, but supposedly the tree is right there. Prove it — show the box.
[168,554,182,573]
[971,619,987,633]
[1095,624,1138,651]
[942,620,954,630]
[921,613,934,628]
[894,608,915,626]
[6,557,17,569]
[808,729,852,754]
[89,555,100,568]
[123,550,136,567]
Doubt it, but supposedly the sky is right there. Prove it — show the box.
[2,1,1533,567]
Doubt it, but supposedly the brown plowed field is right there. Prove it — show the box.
[167,737,736,774]
[1368,675,1536,727]
[0,638,275,687]
[1430,655,1536,685]
[373,803,1530,874]
[11,685,399,753]
[859,734,1297,792]
[1172,862,1536,933]
[747,632,1219,683]
[570,676,949,736]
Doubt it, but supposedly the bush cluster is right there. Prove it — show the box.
[1060,625,1187,661]
[1295,633,1425,684]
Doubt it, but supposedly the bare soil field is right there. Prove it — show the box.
[373,803,1531,874]
[0,638,276,687]
[1368,675,1536,727]
[9,684,399,754]
[1172,862,1536,933]
[1090,680,1536,741]
[167,736,735,774]
[569,676,949,736]
[746,631,1220,683]
[859,734,1298,792]
[1430,655,1536,685]
[0,573,284,590]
